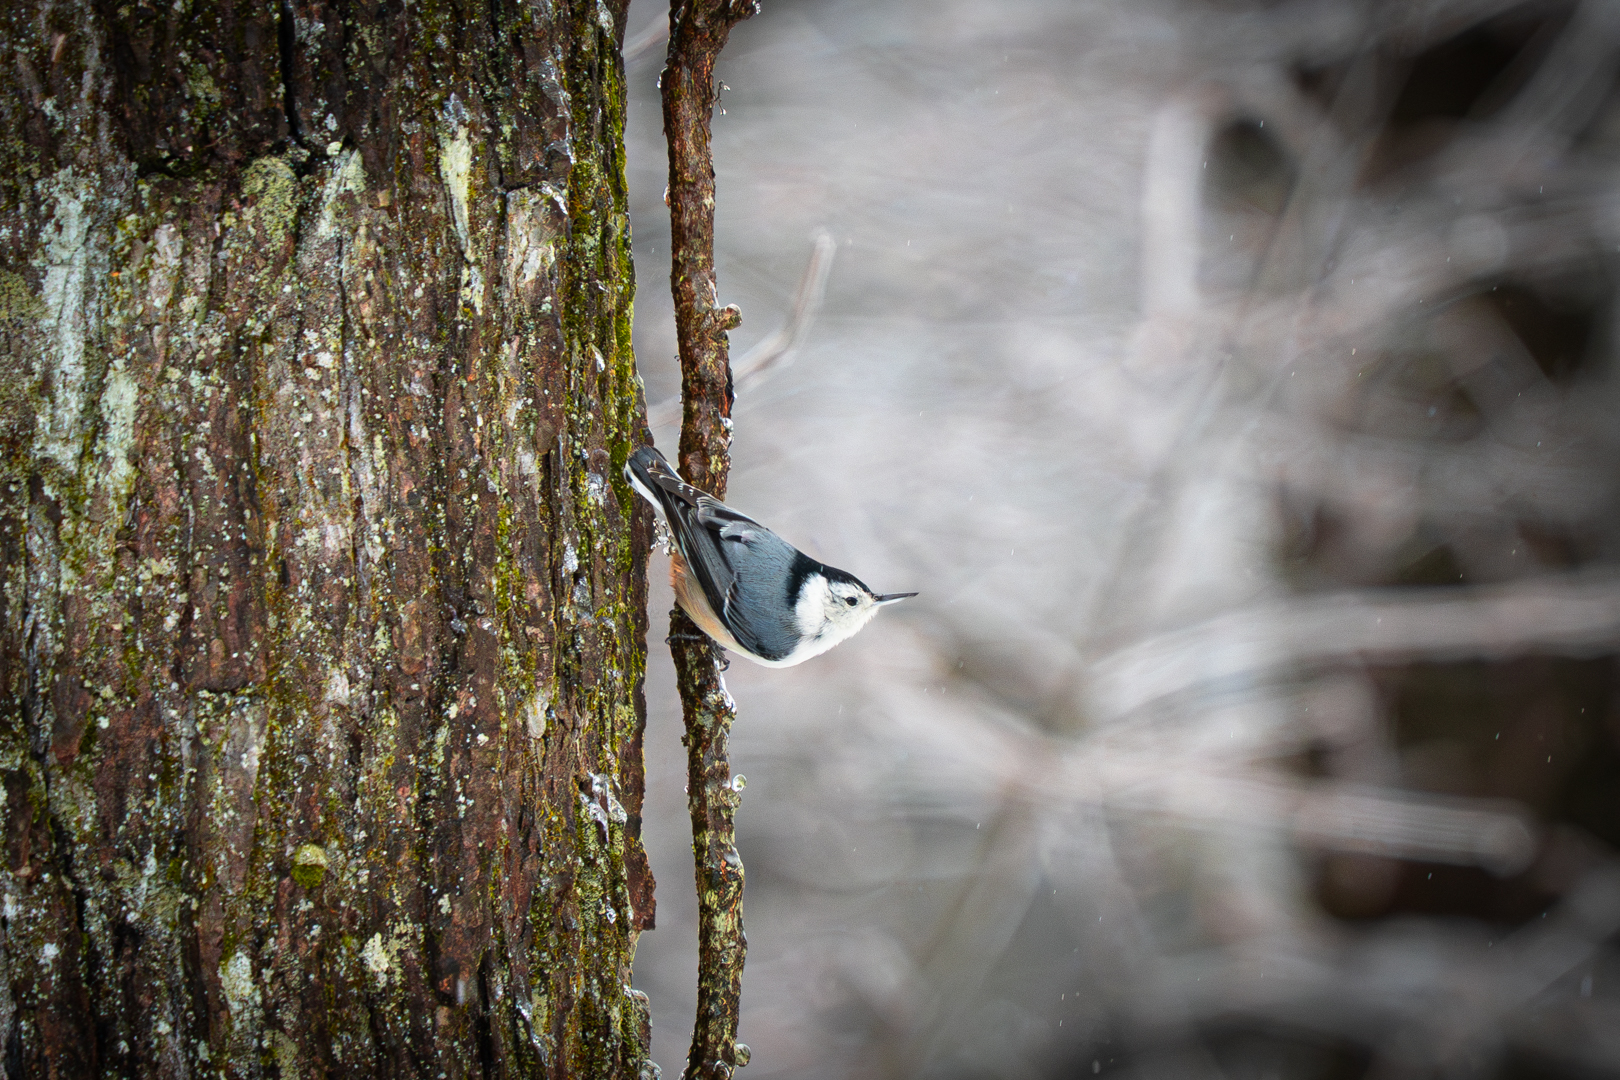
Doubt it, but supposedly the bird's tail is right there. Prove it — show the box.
[624,446,668,513]
[625,445,702,515]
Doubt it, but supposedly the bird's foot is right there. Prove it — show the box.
[665,631,709,646]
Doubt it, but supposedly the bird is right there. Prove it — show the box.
[624,445,915,667]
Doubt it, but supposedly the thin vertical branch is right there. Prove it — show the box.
[660,1,758,1077]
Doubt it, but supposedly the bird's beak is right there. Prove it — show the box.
[873,592,917,605]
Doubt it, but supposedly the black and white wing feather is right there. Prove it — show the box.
[625,446,807,662]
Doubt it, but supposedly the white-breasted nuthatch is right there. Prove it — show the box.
[625,446,915,667]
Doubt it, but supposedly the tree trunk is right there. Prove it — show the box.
[0,0,655,1076]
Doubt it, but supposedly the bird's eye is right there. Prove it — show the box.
[845,596,858,607]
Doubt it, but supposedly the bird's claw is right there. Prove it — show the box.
[665,631,709,646]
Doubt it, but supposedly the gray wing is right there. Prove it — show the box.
[668,496,745,633]
[626,448,745,621]
[626,446,803,660]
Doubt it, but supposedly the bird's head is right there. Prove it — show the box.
[797,567,916,654]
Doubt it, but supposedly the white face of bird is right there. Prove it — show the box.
[796,574,916,653]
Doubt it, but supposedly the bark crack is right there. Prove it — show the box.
[337,233,364,602]
[278,0,311,157]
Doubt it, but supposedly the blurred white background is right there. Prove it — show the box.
[622,2,1620,1077]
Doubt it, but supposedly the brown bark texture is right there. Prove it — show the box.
[0,0,658,1076]
[659,3,756,1078]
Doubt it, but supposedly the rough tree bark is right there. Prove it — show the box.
[659,2,756,1077]
[0,1,658,1077]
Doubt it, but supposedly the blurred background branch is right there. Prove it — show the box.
[647,231,836,431]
